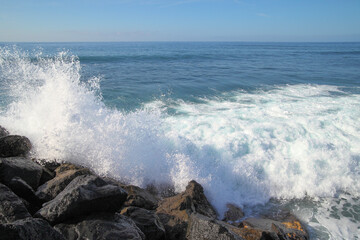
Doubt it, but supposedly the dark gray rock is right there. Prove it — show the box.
[156,180,217,240]
[0,135,32,157]
[0,157,43,190]
[0,126,9,137]
[187,213,244,240]
[121,184,160,210]
[36,164,91,202]
[54,213,145,240]
[223,203,245,222]
[121,206,165,240]
[7,177,42,208]
[39,166,56,185]
[0,217,65,240]
[35,175,128,224]
[20,197,40,216]
[0,183,31,223]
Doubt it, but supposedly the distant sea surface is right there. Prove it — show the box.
[1,42,360,239]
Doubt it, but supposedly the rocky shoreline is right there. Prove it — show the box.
[0,126,309,240]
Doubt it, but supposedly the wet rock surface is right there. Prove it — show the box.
[0,135,32,158]
[121,206,166,240]
[36,163,92,202]
[0,183,31,223]
[0,217,65,240]
[54,213,145,240]
[187,213,245,240]
[233,216,309,240]
[122,184,160,210]
[156,180,218,240]
[0,157,43,190]
[0,131,309,240]
[7,177,42,208]
[35,175,128,224]
[223,203,245,222]
[0,126,9,138]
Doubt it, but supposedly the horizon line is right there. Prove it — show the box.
[1,40,360,44]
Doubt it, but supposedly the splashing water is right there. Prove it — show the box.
[1,47,360,239]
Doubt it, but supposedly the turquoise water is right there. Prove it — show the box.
[0,42,359,239]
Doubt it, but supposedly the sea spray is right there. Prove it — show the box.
[1,47,360,239]
[0,47,184,186]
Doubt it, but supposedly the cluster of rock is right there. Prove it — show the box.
[0,126,309,240]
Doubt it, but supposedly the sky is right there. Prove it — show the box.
[0,0,359,42]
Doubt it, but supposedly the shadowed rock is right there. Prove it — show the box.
[36,163,92,202]
[0,183,31,223]
[0,157,43,190]
[35,175,128,224]
[187,213,245,240]
[54,212,145,240]
[39,166,55,185]
[0,217,65,240]
[7,177,42,209]
[121,206,166,240]
[156,180,217,240]
[0,126,9,138]
[0,135,32,157]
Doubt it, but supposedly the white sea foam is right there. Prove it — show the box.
[1,48,360,239]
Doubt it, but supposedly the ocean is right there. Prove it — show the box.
[0,42,359,239]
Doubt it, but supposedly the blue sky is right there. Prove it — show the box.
[0,0,359,42]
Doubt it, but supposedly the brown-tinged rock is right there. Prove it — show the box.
[156,180,217,240]
[233,217,309,240]
[122,184,160,210]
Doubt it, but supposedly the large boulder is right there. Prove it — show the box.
[36,163,92,202]
[0,157,43,190]
[0,135,32,157]
[121,184,160,210]
[0,217,65,240]
[121,206,166,240]
[0,126,9,137]
[7,177,42,208]
[156,180,217,240]
[0,183,31,223]
[187,213,245,240]
[233,217,309,240]
[35,175,128,224]
[54,213,145,240]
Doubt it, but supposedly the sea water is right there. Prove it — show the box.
[0,42,359,239]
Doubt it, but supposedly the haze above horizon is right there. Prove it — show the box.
[1,0,360,42]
